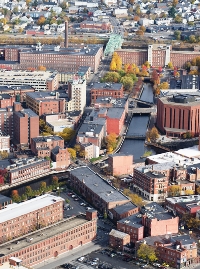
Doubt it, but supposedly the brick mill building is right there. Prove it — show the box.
[108,153,133,176]
[116,44,200,67]
[91,83,124,104]
[0,43,103,73]
[0,195,97,268]
[69,166,130,212]
[157,94,200,137]
[0,194,64,243]
[109,229,130,251]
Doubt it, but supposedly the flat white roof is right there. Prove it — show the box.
[0,194,64,223]
[148,151,200,165]
[0,70,57,81]
[175,145,200,158]
[0,262,28,269]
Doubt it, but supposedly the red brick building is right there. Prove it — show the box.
[108,153,133,176]
[31,135,64,157]
[115,45,200,68]
[117,203,179,243]
[138,234,198,268]
[13,108,39,145]
[91,83,123,104]
[0,194,64,243]
[109,229,130,251]
[0,210,97,267]
[80,20,111,31]
[165,195,200,217]
[106,107,125,135]
[51,146,70,169]
[157,94,200,137]
[26,92,65,116]
[69,166,130,212]
[109,202,138,223]
[8,158,50,184]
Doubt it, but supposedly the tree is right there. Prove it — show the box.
[139,26,146,32]
[38,65,46,71]
[137,244,157,262]
[168,62,173,69]
[168,185,181,196]
[39,119,46,129]
[39,181,47,193]
[13,6,19,14]
[0,151,9,159]
[151,70,160,85]
[196,186,200,194]
[52,176,59,189]
[143,61,150,68]
[189,35,196,43]
[174,15,182,23]
[174,30,181,40]
[172,0,178,6]
[68,148,76,160]
[25,186,33,198]
[184,189,194,195]
[168,7,176,18]
[159,82,169,90]
[103,72,121,83]
[120,76,134,91]
[26,0,32,7]
[147,127,159,142]
[106,133,118,153]
[135,5,141,15]
[11,190,21,203]
[58,127,75,142]
[136,30,144,36]
[133,15,140,21]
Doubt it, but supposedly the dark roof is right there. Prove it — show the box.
[51,146,62,155]
[78,122,104,136]
[118,213,143,228]
[92,83,123,91]
[112,202,137,215]
[14,108,38,118]
[107,107,124,119]
[32,135,63,143]
[0,194,12,204]
[69,166,129,203]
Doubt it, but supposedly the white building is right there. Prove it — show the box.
[67,79,86,112]
[113,8,128,16]
[103,0,117,6]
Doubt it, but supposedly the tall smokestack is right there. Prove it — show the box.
[65,21,68,48]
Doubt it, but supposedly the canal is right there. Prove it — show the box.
[140,83,154,104]
[120,83,156,162]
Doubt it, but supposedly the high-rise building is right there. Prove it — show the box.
[13,108,39,145]
[67,78,86,112]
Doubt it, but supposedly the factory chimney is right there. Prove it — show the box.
[65,20,68,48]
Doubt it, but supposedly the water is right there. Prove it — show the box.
[140,83,154,104]
[120,139,155,161]
[126,115,149,136]
[120,114,156,162]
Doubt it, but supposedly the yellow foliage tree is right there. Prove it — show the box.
[159,82,169,90]
[38,66,46,71]
[184,189,194,195]
[106,133,118,153]
[146,127,159,142]
[168,185,181,196]
[67,148,76,160]
[168,62,173,69]
[137,244,157,262]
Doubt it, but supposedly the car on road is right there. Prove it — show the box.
[74,197,79,201]
[77,257,85,262]
[68,192,73,196]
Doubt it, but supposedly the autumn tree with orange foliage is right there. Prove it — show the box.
[38,66,47,71]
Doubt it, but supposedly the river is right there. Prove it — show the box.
[119,84,155,162]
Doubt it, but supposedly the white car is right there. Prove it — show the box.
[77,257,85,262]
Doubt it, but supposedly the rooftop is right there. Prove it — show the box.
[160,94,200,106]
[0,215,87,256]
[109,229,129,239]
[112,202,137,215]
[92,82,123,91]
[14,108,38,118]
[0,194,64,223]
[0,194,12,205]
[175,145,200,158]
[69,166,129,203]
[0,70,58,81]
[166,195,200,205]
[107,107,124,119]
[118,213,143,229]
[169,74,199,90]
[32,135,63,143]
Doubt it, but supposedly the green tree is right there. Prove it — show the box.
[39,181,47,193]
[103,71,121,83]
[174,30,181,40]
[25,186,33,198]
[189,35,196,43]
[168,7,176,18]
[120,76,134,91]
[58,127,75,142]
[21,194,27,201]
[174,15,182,23]
[137,244,157,262]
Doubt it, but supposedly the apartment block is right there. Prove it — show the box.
[0,132,10,152]
[109,202,138,223]
[109,229,130,251]
[67,79,86,112]
[26,92,65,116]
[51,146,70,169]
[13,108,39,145]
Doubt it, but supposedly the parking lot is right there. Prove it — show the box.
[58,248,155,269]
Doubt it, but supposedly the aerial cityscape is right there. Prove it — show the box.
[0,0,200,269]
